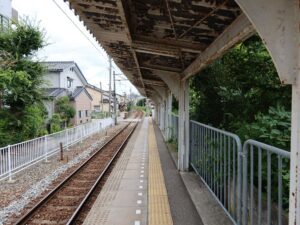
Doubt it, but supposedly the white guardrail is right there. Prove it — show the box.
[0,118,114,181]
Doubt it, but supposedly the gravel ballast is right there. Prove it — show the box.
[0,123,126,225]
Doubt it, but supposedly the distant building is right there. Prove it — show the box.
[101,91,111,113]
[85,83,104,112]
[100,90,127,113]
[42,61,93,125]
[116,93,127,112]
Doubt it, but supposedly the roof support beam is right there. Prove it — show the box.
[134,35,204,53]
[132,41,180,58]
[152,86,168,100]
[141,67,180,77]
[143,79,167,87]
[165,0,178,39]
[116,0,146,94]
[140,62,182,73]
[156,73,180,100]
[182,13,255,80]
[235,0,297,84]
[178,0,228,39]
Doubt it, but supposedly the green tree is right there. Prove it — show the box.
[136,98,146,107]
[190,35,291,143]
[189,35,291,210]
[0,19,46,146]
[55,96,76,126]
[50,113,62,133]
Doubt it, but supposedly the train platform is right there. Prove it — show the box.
[82,117,203,225]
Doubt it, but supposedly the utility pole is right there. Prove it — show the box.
[108,56,112,117]
[113,71,117,125]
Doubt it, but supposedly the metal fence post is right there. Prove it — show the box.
[7,145,14,182]
[81,126,83,143]
[66,129,69,150]
[44,135,48,162]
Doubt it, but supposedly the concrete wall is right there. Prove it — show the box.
[73,91,92,125]
[0,0,11,18]
[59,68,85,92]
[102,102,110,113]
[86,86,102,111]
[43,72,60,88]
[43,68,85,91]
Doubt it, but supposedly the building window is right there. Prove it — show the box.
[67,77,73,88]
[86,110,88,117]
[0,15,9,32]
[78,110,82,118]
[94,106,100,111]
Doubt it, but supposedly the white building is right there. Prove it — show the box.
[0,0,12,19]
[0,0,18,30]
[42,61,93,125]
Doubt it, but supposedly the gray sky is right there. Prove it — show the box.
[11,0,139,95]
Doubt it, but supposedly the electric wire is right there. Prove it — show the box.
[52,0,118,70]
[52,0,136,93]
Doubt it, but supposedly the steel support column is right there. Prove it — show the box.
[290,80,300,224]
[178,79,189,171]
[166,91,172,141]
[160,103,165,132]
[158,105,160,126]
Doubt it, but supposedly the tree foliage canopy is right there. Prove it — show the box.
[55,96,76,126]
[0,20,46,146]
[190,35,291,149]
[189,36,292,210]
[136,98,146,107]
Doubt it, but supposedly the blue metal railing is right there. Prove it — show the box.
[169,115,290,225]
[190,120,242,224]
[242,140,290,225]
[170,114,178,143]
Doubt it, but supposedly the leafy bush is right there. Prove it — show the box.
[136,98,146,107]
[190,35,291,131]
[0,103,47,146]
[50,113,62,133]
[235,105,290,149]
[0,19,46,146]
[189,35,291,210]
[55,96,75,126]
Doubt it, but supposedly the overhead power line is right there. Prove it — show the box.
[51,0,117,70]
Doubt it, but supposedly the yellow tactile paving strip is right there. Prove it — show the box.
[148,120,173,225]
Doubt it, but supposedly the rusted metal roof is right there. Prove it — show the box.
[66,0,243,97]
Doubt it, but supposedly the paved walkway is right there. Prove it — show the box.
[83,118,149,225]
[83,117,202,225]
[153,123,204,225]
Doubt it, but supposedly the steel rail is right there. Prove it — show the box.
[66,121,138,224]
[15,122,137,225]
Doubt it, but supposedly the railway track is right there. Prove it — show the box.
[14,122,138,225]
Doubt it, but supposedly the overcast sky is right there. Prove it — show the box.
[11,0,139,95]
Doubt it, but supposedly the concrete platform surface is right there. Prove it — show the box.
[83,118,149,225]
[83,117,216,225]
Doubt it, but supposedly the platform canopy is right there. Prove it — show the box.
[65,0,255,99]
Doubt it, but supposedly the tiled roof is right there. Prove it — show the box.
[42,61,75,72]
[43,88,67,98]
[42,61,88,85]
[71,86,93,100]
